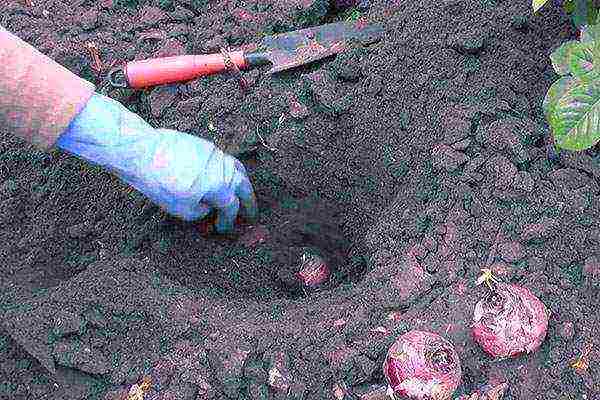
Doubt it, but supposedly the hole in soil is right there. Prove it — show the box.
[150,152,358,302]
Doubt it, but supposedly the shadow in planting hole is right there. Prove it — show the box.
[148,150,362,301]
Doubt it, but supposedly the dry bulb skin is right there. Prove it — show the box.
[471,269,550,359]
[383,330,462,400]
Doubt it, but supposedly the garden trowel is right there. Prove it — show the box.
[108,20,383,89]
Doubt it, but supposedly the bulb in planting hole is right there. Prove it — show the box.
[472,270,549,359]
[296,248,329,289]
[383,330,461,400]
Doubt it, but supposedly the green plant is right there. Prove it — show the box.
[535,0,599,28]
[539,15,600,151]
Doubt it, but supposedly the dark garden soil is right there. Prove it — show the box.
[1,0,600,399]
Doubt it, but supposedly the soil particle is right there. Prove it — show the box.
[200,35,228,53]
[139,6,169,29]
[286,381,308,399]
[561,150,600,180]
[148,360,175,390]
[476,118,532,165]
[329,47,367,83]
[487,155,518,190]
[333,0,370,10]
[207,345,252,399]
[171,6,195,22]
[159,383,197,400]
[153,38,187,58]
[287,92,310,120]
[451,31,488,55]
[52,310,85,337]
[489,261,515,281]
[431,143,469,172]
[52,338,110,375]
[79,7,99,31]
[451,137,471,151]
[239,225,270,247]
[265,350,293,392]
[583,255,600,284]
[548,167,591,192]
[103,387,129,400]
[304,71,351,116]
[148,86,178,118]
[247,382,272,400]
[497,240,523,263]
[174,97,202,118]
[464,154,487,174]
[558,321,575,341]
[520,218,559,243]
[513,171,535,193]
[66,221,95,239]
[439,103,477,144]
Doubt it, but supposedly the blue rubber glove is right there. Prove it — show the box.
[56,93,257,233]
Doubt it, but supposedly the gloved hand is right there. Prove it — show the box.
[56,93,257,233]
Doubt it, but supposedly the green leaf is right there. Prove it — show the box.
[592,23,600,69]
[543,75,577,118]
[550,41,584,75]
[532,0,550,13]
[572,0,589,28]
[564,0,576,13]
[568,42,596,78]
[579,24,595,43]
[549,78,600,150]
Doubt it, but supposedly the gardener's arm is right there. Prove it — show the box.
[0,26,257,232]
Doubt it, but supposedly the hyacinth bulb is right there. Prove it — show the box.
[472,276,549,359]
[296,248,330,289]
[383,330,462,400]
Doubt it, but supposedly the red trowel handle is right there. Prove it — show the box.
[109,51,248,89]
